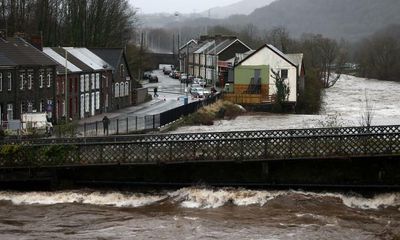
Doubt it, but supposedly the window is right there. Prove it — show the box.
[96,73,100,89]
[120,83,124,97]
[95,91,100,110]
[20,74,24,90]
[105,93,109,108]
[91,74,95,90]
[28,102,33,113]
[115,83,119,98]
[80,94,85,118]
[0,73,2,91]
[85,93,89,112]
[280,69,288,80]
[39,100,43,112]
[85,74,89,92]
[7,104,13,121]
[39,71,44,88]
[47,73,52,88]
[28,71,33,90]
[125,82,129,96]
[80,75,84,92]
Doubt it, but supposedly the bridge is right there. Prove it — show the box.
[1,125,400,189]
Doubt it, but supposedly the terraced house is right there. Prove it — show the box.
[43,47,115,121]
[187,35,252,86]
[0,37,57,122]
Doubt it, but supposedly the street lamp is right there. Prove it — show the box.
[65,49,68,122]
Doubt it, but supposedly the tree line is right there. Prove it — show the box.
[0,0,137,47]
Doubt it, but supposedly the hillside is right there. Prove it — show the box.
[202,0,275,19]
[247,0,400,40]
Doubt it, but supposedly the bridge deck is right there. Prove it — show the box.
[0,125,399,168]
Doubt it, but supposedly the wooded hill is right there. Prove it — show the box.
[242,0,400,41]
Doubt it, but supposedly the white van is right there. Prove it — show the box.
[21,113,53,133]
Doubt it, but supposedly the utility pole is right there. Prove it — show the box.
[65,49,68,121]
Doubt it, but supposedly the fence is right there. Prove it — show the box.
[1,125,400,168]
[79,93,221,137]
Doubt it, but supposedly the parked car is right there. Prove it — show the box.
[189,84,201,93]
[143,71,152,80]
[180,74,188,83]
[198,79,207,87]
[149,74,159,83]
[190,87,210,98]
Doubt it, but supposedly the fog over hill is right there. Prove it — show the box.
[200,0,275,19]
[140,0,400,42]
[245,0,400,40]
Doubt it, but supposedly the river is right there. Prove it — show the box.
[0,188,400,239]
[1,75,400,239]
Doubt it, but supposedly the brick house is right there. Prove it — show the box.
[89,48,133,111]
[0,37,57,122]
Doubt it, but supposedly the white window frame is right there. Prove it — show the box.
[91,73,95,90]
[95,91,100,110]
[39,72,44,88]
[115,83,119,98]
[20,74,24,90]
[96,73,100,89]
[125,81,129,96]
[47,73,51,88]
[120,83,124,98]
[80,75,84,92]
[85,74,89,92]
[28,73,33,90]
[85,93,89,112]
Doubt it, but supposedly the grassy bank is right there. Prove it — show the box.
[162,100,245,132]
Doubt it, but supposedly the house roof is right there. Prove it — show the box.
[63,47,113,71]
[43,47,82,73]
[50,47,92,72]
[0,52,16,66]
[0,37,57,67]
[179,39,197,51]
[89,48,133,78]
[237,44,297,68]
[286,53,303,67]
[194,41,215,54]
[89,48,123,70]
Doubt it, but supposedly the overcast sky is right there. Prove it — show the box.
[130,0,240,14]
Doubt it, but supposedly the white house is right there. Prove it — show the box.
[236,44,302,103]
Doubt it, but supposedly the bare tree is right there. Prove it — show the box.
[359,90,375,127]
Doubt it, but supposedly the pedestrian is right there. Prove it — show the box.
[154,87,159,98]
[102,116,110,136]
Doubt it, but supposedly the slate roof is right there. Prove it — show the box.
[43,47,82,74]
[0,37,57,67]
[63,48,112,71]
[50,47,92,72]
[89,48,123,70]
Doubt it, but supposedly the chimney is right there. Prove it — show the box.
[30,35,43,51]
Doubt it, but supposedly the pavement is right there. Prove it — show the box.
[78,70,208,125]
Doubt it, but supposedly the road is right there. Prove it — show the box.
[78,70,208,125]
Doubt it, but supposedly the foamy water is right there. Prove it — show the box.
[1,188,399,210]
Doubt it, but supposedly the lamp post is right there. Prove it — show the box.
[65,49,68,121]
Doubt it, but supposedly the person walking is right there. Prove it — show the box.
[154,87,159,98]
[102,116,110,136]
